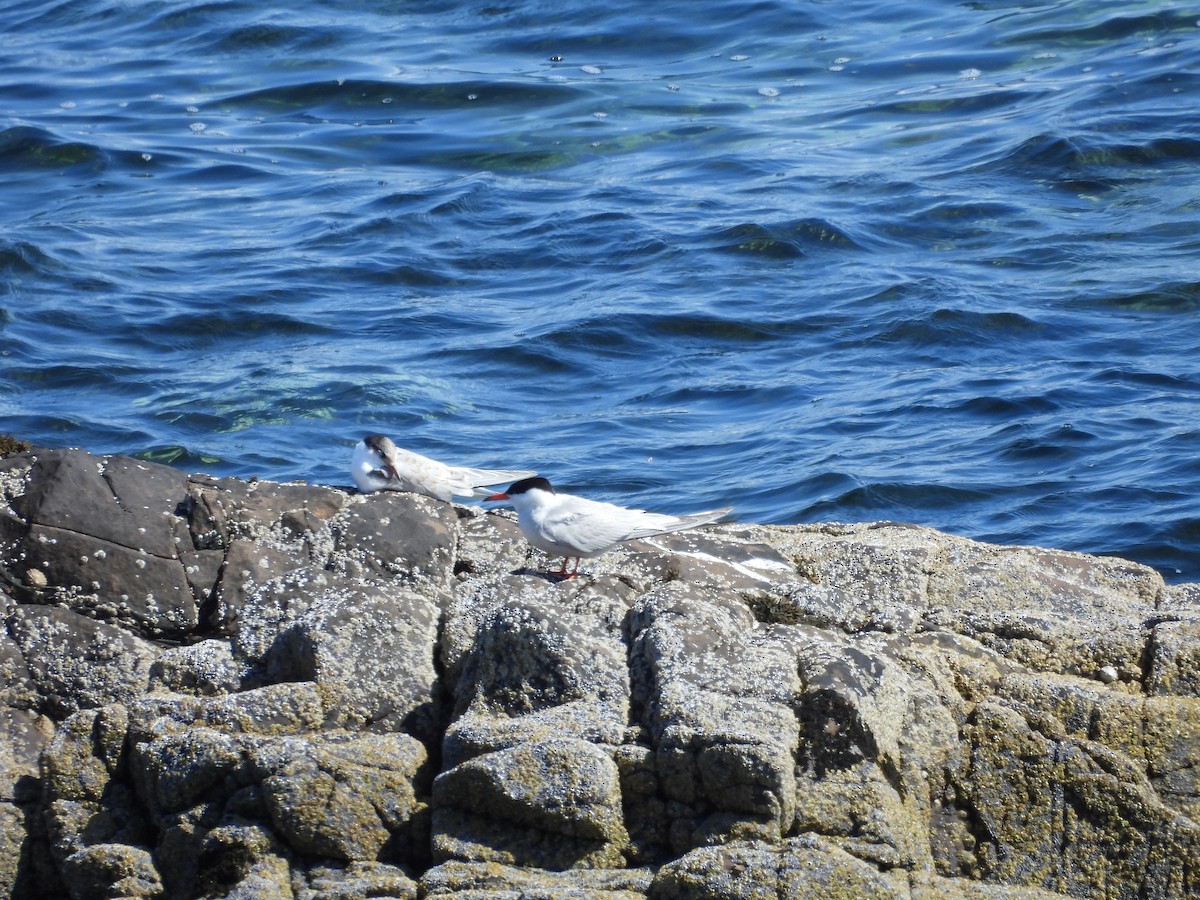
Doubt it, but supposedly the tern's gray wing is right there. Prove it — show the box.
[537,497,729,555]
[536,496,651,555]
[619,506,733,540]
[455,467,538,497]
[386,448,532,501]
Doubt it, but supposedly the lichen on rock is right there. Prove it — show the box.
[1,443,1199,899]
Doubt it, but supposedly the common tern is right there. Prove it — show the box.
[351,433,536,502]
[486,476,732,578]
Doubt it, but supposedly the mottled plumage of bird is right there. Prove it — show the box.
[351,433,536,502]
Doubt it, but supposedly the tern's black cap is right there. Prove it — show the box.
[505,476,554,495]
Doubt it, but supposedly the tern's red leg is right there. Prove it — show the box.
[552,557,583,579]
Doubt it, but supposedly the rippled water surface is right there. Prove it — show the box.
[3,0,1200,580]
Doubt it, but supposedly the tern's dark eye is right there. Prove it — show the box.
[374,467,393,480]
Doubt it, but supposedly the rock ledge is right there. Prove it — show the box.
[2,445,1199,899]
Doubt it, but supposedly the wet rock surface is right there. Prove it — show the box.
[2,445,1199,898]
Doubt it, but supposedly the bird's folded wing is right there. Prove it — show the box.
[541,506,640,554]
[461,467,538,495]
[621,507,732,540]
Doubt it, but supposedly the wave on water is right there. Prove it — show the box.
[3,0,1200,580]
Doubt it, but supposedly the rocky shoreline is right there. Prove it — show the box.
[2,442,1199,899]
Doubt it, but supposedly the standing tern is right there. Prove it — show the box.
[486,476,732,578]
[351,433,536,502]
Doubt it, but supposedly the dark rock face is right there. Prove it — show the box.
[5,450,196,637]
[2,445,1200,899]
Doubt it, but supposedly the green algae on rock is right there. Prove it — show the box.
[2,445,1199,899]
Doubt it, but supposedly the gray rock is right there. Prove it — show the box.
[22,523,196,636]
[618,529,799,594]
[649,836,908,898]
[192,820,294,900]
[1147,587,1200,696]
[0,705,51,802]
[432,571,638,840]
[9,605,158,717]
[790,627,960,872]
[180,547,224,611]
[257,732,428,863]
[301,862,418,900]
[959,696,1200,897]
[0,629,34,708]
[0,803,26,899]
[421,860,653,898]
[209,539,309,649]
[924,539,1163,676]
[1001,670,1200,823]
[127,681,328,744]
[41,704,129,807]
[274,584,445,738]
[10,450,187,559]
[1147,616,1200,696]
[453,506,533,578]
[1,449,198,638]
[183,476,346,551]
[755,522,932,631]
[434,737,628,868]
[148,639,248,697]
[331,491,457,583]
[445,577,632,726]
[131,725,249,819]
[41,705,154,898]
[648,836,1077,899]
[0,706,56,900]
[0,506,28,567]
[435,575,638,869]
[43,685,363,896]
[5,444,1200,900]
[630,583,799,853]
[60,842,163,900]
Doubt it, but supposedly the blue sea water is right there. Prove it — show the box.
[2,0,1199,581]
